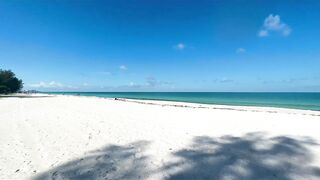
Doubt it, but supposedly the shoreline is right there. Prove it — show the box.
[43,93,320,116]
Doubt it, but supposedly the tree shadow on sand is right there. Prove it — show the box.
[33,140,151,180]
[163,132,320,180]
[32,133,320,180]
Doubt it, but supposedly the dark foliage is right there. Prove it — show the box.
[0,69,23,94]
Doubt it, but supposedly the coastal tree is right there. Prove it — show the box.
[0,69,23,94]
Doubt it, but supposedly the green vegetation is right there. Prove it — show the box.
[0,69,23,94]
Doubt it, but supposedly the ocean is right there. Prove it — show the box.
[47,92,320,111]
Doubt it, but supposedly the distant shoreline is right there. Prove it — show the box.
[39,93,320,116]
[5,92,319,115]
[43,92,320,112]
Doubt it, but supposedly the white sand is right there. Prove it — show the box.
[1,95,320,179]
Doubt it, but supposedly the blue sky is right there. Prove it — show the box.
[1,0,320,92]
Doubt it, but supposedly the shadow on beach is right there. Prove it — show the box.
[163,132,320,180]
[33,141,151,180]
[32,133,320,180]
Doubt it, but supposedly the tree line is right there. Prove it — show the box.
[0,69,23,94]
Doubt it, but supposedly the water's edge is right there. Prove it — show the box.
[46,92,320,111]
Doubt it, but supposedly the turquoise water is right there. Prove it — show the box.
[47,92,320,111]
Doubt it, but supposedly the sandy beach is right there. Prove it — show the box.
[1,95,320,179]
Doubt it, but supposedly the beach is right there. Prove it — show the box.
[1,94,320,179]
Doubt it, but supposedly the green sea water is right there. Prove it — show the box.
[47,92,320,111]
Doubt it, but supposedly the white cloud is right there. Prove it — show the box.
[129,82,134,86]
[212,78,234,83]
[173,43,186,50]
[119,65,127,70]
[119,77,173,90]
[236,48,246,54]
[258,14,291,37]
[258,30,268,37]
[145,76,172,87]
[29,81,64,88]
